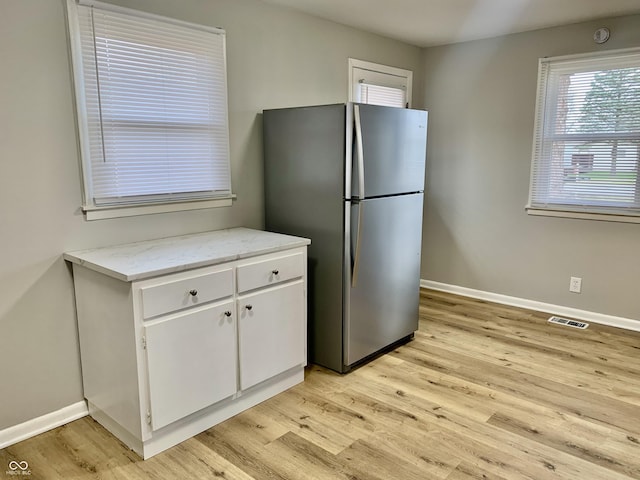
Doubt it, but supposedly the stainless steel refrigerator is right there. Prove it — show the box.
[263,103,427,373]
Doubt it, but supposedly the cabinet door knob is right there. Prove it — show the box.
[224,311,232,317]
[272,269,279,275]
[189,289,198,296]
[245,304,253,311]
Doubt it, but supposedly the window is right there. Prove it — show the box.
[348,59,412,108]
[528,48,640,222]
[66,0,232,219]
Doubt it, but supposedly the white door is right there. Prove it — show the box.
[144,301,237,431]
[237,281,305,390]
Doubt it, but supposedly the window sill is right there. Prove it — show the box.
[83,196,235,221]
[525,206,640,224]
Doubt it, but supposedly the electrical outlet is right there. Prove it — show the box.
[569,276,582,293]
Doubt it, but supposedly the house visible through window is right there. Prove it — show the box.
[348,59,412,108]
[67,0,232,219]
[527,48,640,221]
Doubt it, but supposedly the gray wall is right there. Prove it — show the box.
[420,15,640,320]
[0,0,421,429]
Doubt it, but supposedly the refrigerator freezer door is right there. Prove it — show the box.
[345,193,423,367]
[351,104,427,199]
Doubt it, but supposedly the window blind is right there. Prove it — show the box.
[529,50,640,217]
[75,2,231,207]
[358,81,407,108]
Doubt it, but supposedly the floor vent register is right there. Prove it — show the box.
[548,316,589,329]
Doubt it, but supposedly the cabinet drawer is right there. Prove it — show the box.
[141,268,233,319]
[237,252,303,293]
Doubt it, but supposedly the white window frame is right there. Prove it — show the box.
[348,58,412,108]
[527,47,640,224]
[66,0,234,220]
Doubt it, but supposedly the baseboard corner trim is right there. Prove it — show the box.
[420,279,640,333]
[0,400,88,449]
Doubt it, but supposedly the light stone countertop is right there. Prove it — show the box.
[63,228,311,282]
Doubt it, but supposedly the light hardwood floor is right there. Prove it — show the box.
[2,289,639,479]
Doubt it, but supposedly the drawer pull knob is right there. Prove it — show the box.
[189,289,198,297]
[272,269,279,275]
[245,304,253,311]
[224,311,232,317]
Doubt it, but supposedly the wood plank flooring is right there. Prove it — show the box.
[2,289,639,479]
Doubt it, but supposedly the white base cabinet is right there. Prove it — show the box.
[65,229,309,459]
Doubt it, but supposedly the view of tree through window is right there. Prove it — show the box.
[577,68,640,174]
[529,52,640,217]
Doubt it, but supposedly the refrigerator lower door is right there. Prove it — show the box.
[345,193,423,367]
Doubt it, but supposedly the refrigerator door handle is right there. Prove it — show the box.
[353,104,365,199]
[351,202,364,288]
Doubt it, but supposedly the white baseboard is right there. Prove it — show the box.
[0,401,88,449]
[421,280,640,333]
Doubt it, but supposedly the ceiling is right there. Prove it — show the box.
[258,0,640,47]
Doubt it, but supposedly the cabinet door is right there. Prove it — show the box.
[144,302,236,431]
[238,281,305,390]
